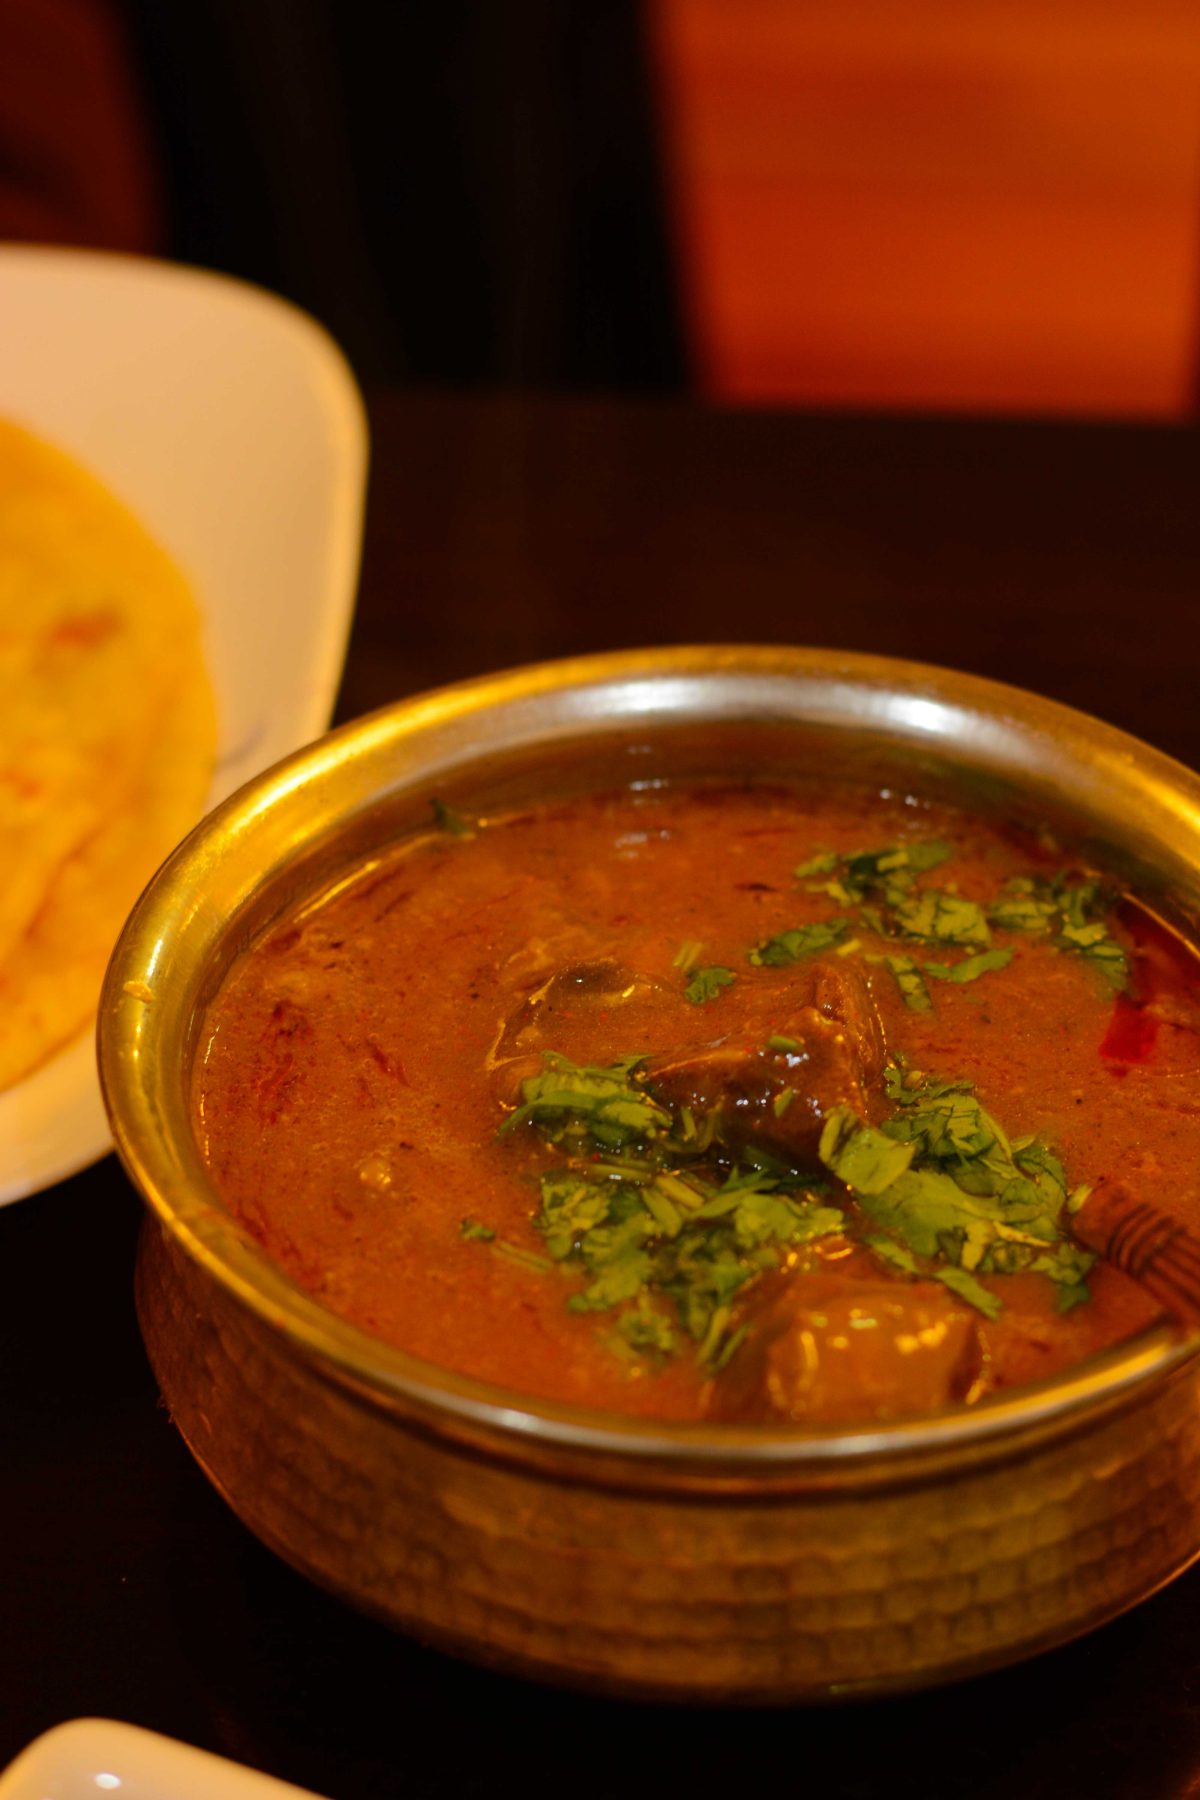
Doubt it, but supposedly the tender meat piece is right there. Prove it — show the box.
[488,958,669,1099]
[644,1032,853,1165]
[499,928,609,992]
[642,959,886,1166]
[487,948,886,1152]
[811,960,886,1084]
[708,1270,983,1424]
[493,957,669,1054]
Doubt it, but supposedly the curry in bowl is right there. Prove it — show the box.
[192,764,1200,1428]
[105,649,1200,1700]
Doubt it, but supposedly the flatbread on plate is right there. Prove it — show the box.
[0,417,215,1091]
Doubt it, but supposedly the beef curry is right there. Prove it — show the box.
[191,775,1200,1424]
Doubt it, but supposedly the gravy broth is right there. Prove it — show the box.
[192,776,1200,1422]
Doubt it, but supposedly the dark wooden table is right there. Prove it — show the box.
[7,393,1200,1799]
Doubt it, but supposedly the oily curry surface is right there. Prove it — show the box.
[192,779,1200,1423]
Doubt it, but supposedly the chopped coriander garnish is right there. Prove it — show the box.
[499,1053,672,1147]
[794,850,839,878]
[888,889,991,948]
[536,1173,613,1260]
[529,1158,845,1365]
[487,811,1107,1374]
[866,1235,919,1276]
[749,917,850,966]
[925,946,1015,984]
[708,1322,750,1373]
[1028,1241,1096,1312]
[492,1240,556,1274]
[618,1302,676,1358]
[793,839,995,962]
[934,1264,1002,1320]
[684,965,736,1005]
[1059,921,1128,992]
[873,944,1011,1014]
[818,1070,1095,1318]
[460,1223,557,1273]
[989,873,1128,992]
[654,1170,708,1210]
[642,1183,685,1237]
[883,953,933,1013]
[987,877,1058,934]
[818,1114,916,1194]
[845,842,952,891]
[800,840,952,904]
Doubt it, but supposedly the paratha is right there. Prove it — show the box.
[0,418,214,1091]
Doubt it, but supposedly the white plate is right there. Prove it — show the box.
[0,1719,327,1800]
[0,247,367,1204]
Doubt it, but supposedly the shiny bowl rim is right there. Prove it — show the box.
[99,643,1200,1477]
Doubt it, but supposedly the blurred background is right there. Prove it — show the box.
[4,0,1200,418]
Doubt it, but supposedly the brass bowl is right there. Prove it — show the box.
[98,646,1200,1702]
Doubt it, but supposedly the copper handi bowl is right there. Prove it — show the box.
[98,647,1200,1702]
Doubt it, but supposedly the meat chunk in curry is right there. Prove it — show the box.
[643,960,886,1167]
[709,1268,984,1422]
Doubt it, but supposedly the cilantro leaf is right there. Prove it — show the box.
[527,1153,843,1370]
[1059,922,1128,992]
[729,1189,844,1250]
[536,1174,613,1260]
[794,850,839,877]
[840,1162,1011,1260]
[618,1302,676,1357]
[881,1084,1010,1171]
[460,1215,555,1272]
[925,946,1015,984]
[684,965,736,1005]
[989,873,1128,992]
[794,841,998,964]
[934,1265,1002,1319]
[819,1075,1093,1317]
[641,1182,685,1237]
[844,841,953,893]
[500,1053,672,1147]
[1027,1241,1097,1309]
[888,889,991,947]
[906,841,955,875]
[883,952,933,1012]
[801,840,953,904]
[884,1063,972,1105]
[568,1242,656,1312]
[818,1107,917,1193]
[866,1235,919,1276]
[491,1240,556,1274]
[988,877,1058,933]
[749,918,850,966]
